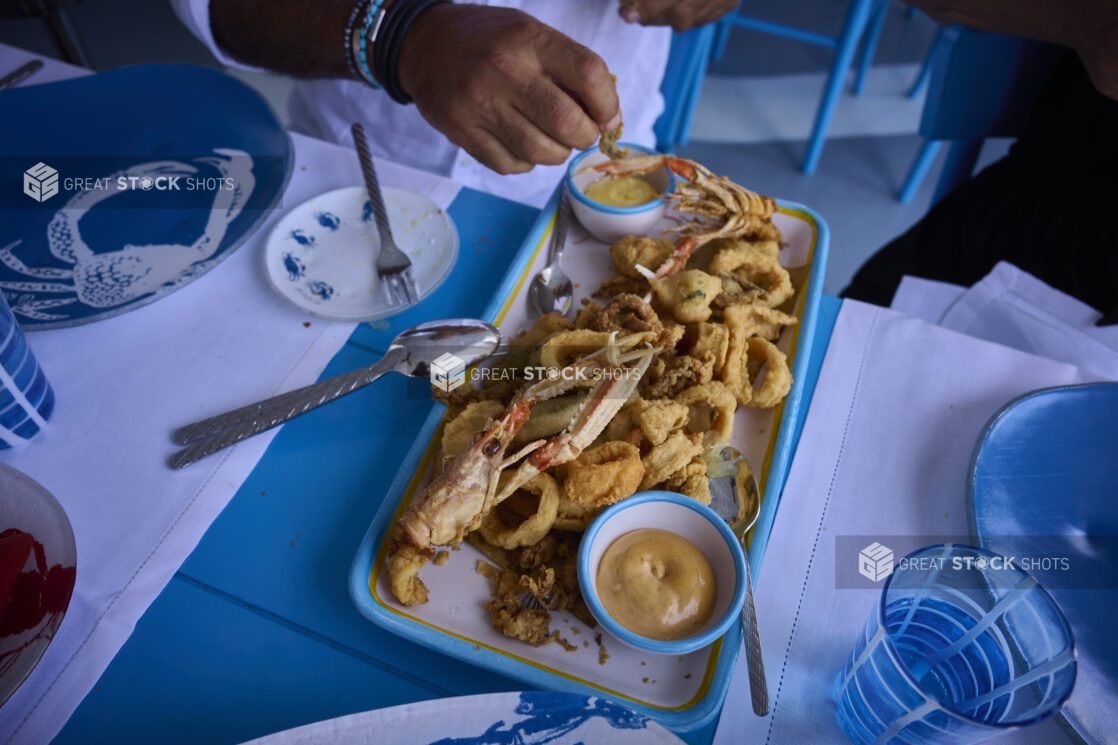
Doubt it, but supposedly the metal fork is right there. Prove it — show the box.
[351,122,419,307]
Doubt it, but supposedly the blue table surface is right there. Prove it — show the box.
[53,186,841,745]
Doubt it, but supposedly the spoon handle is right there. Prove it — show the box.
[169,349,402,468]
[741,547,770,715]
[548,188,572,264]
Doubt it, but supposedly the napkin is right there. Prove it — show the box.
[713,300,1100,745]
[893,262,1118,377]
[0,48,463,745]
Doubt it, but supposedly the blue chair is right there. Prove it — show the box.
[712,0,883,173]
[654,24,718,153]
[896,28,1062,204]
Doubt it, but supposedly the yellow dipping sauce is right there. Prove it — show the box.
[583,175,660,207]
[595,528,716,641]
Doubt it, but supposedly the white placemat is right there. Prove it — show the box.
[0,44,461,745]
[713,300,1102,745]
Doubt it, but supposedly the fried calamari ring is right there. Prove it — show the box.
[724,303,798,343]
[589,293,663,335]
[718,320,752,407]
[677,381,737,446]
[720,302,794,405]
[745,337,793,408]
[538,330,613,369]
[683,322,730,370]
[564,441,644,508]
[513,311,575,348]
[640,431,703,490]
[478,473,560,549]
[574,299,604,329]
[709,242,793,308]
[441,400,506,459]
[553,496,596,532]
[609,235,673,279]
[649,270,723,324]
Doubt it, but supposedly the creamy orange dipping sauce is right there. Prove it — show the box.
[595,528,716,641]
[582,175,660,207]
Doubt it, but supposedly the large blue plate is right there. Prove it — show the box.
[969,383,1118,745]
[0,65,292,329]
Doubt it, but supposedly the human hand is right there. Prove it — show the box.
[617,0,738,32]
[397,5,621,175]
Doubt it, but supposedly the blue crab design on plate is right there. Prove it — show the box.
[426,692,649,745]
[0,65,291,329]
[361,200,374,223]
[282,253,305,281]
[306,280,334,300]
[1,151,257,323]
[289,229,316,247]
[314,211,342,231]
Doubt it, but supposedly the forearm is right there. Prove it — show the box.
[209,0,354,77]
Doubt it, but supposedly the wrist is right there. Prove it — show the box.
[397,2,454,100]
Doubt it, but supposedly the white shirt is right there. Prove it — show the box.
[171,0,671,206]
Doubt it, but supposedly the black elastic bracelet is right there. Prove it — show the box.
[375,0,451,104]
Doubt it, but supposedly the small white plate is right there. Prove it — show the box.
[264,186,458,322]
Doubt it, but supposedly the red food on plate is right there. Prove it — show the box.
[0,529,34,622]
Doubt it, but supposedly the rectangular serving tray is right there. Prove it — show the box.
[349,183,829,732]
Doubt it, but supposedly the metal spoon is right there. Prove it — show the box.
[169,319,500,469]
[710,448,770,716]
[528,188,573,317]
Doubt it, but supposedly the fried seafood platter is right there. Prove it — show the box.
[358,161,825,723]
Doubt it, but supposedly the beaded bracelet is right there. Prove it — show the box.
[345,0,388,89]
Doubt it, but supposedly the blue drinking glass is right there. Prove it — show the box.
[0,291,54,448]
[836,544,1076,745]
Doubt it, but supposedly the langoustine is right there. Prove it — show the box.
[591,155,778,277]
[387,332,657,606]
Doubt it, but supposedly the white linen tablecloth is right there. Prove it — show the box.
[0,44,461,745]
[713,296,1106,745]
